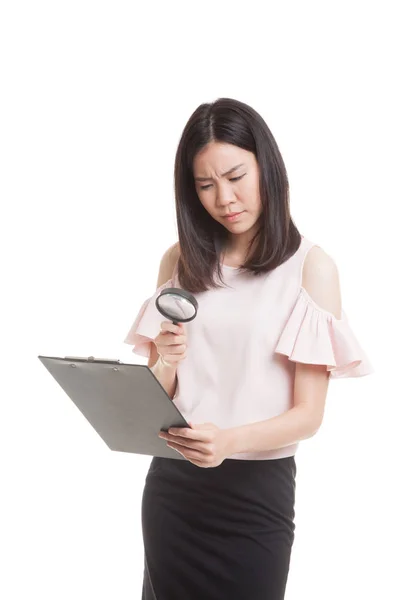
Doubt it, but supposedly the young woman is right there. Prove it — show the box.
[124,98,373,600]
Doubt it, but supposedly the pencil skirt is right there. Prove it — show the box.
[141,455,296,600]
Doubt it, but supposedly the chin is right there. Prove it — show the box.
[225,219,252,231]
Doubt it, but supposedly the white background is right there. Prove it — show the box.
[1,1,398,598]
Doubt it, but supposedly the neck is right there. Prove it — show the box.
[225,228,259,261]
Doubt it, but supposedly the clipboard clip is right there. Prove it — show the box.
[64,356,121,364]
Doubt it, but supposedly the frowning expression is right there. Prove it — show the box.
[193,141,263,235]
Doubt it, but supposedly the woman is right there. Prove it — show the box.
[124,98,373,600]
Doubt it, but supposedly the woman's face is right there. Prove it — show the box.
[193,141,263,240]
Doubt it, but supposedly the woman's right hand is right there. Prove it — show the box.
[154,321,187,367]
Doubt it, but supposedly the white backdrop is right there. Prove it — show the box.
[1,1,398,598]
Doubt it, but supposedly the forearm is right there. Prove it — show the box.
[150,357,178,399]
[228,405,321,455]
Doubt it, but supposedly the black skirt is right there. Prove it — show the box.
[141,455,296,600]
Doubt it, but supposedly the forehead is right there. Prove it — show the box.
[193,142,254,174]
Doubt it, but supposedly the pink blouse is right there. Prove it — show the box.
[124,235,373,460]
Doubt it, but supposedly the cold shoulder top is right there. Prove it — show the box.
[124,235,373,460]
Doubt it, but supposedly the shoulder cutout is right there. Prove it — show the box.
[301,245,342,319]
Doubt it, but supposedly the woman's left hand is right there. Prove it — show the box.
[159,422,234,468]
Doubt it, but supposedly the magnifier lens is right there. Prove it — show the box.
[157,294,195,320]
[155,288,198,324]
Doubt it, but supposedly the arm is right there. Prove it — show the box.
[148,242,180,399]
[229,362,330,453]
[229,246,341,454]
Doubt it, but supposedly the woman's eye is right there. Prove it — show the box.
[200,174,245,191]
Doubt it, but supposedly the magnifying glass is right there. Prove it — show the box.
[155,287,198,325]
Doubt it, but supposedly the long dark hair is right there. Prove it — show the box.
[174,97,302,293]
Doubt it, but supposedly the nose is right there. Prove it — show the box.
[216,182,236,207]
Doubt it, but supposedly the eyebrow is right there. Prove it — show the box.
[194,163,245,182]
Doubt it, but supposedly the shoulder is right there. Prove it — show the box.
[302,244,339,282]
[161,241,180,265]
[157,242,180,287]
[302,244,342,319]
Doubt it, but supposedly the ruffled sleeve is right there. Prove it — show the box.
[123,279,174,358]
[275,287,373,379]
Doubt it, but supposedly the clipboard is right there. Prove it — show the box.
[38,355,189,460]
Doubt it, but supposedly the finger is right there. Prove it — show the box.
[166,334,186,345]
[160,322,184,335]
[161,344,186,355]
[162,435,213,455]
[167,427,212,442]
[156,339,186,353]
[156,333,187,347]
[167,442,211,464]
[160,430,204,446]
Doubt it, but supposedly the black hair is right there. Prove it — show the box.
[174,97,302,293]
